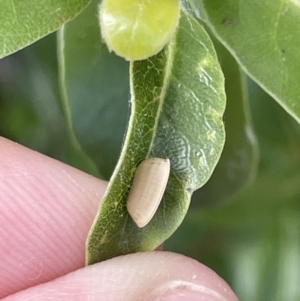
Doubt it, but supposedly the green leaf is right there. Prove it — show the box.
[228,209,300,301]
[249,79,300,172]
[182,0,202,19]
[207,169,300,301]
[192,34,258,207]
[166,71,300,299]
[86,11,226,264]
[58,0,129,179]
[0,34,65,156]
[0,0,92,59]
[0,33,100,174]
[166,168,300,300]
[199,0,300,123]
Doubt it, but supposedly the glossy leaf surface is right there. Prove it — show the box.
[192,35,258,207]
[0,0,91,58]
[166,81,300,301]
[199,0,300,123]
[86,11,226,264]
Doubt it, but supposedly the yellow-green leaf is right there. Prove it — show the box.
[100,0,180,60]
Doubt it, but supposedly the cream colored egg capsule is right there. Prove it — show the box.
[127,158,170,228]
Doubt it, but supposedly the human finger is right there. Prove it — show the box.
[0,137,106,297]
[3,251,239,301]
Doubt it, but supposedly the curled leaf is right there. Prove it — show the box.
[86,11,226,264]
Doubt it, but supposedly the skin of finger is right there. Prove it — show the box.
[0,137,107,298]
[3,251,239,301]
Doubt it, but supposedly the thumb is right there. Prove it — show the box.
[4,251,239,301]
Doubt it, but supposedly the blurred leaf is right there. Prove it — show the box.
[192,34,258,207]
[198,169,300,230]
[167,166,300,300]
[0,34,65,157]
[249,80,300,171]
[86,11,226,264]
[199,0,300,123]
[58,0,129,179]
[0,0,92,59]
[230,210,300,301]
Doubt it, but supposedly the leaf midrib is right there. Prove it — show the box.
[146,27,177,158]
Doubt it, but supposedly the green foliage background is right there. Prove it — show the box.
[1,1,300,300]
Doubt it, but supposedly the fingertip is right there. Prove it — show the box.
[0,137,106,297]
[0,139,239,301]
[4,252,239,301]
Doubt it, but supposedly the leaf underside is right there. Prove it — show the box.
[86,11,226,264]
[58,0,129,179]
[192,32,258,207]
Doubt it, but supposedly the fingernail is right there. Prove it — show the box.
[149,280,229,301]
